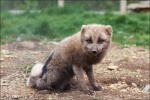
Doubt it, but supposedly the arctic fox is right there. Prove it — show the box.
[27,24,113,95]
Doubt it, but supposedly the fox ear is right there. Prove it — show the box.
[105,25,113,37]
[81,25,87,33]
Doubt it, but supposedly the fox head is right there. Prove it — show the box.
[80,24,113,56]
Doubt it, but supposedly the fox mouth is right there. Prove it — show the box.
[92,53,99,56]
[84,49,100,57]
[88,51,99,57]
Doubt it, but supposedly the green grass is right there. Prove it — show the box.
[21,65,33,74]
[1,6,149,48]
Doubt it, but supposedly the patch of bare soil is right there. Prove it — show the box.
[0,41,149,100]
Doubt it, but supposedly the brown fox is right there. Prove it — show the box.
[27,24,113,95]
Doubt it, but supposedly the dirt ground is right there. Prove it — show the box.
[0,41,149,100]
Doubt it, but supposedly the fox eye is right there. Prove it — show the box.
[97,38,105,43]
[86,38,92,44]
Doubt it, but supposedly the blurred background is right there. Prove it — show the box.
[1,0,149,48]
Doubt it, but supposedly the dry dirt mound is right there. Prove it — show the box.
[0,41,149,100]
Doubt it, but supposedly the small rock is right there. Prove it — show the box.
[119,94,124,98]
[126,87,130,91]
[117,84,122,89]
[117,82,128,89]
[1,83,9,86]
[120,89,127,92]
[117,68,123,71]
[121,77,126,80]
[136,69,141,73]
[143,84,150,92]
[109,84,118,90]
[1,80,9,86]
[55,93,58,96]
[31,51,39,55]
[1,65,4,68]
[104,70,109,73]
[122,82,126,84]
[118,81,122,84]
[131,56,138,59]
[107,66,118,70]
[132,88,140,93]
[12,95,20,99]
[1,50,10,55]
[0,57,4,61]
[102,86,107,90]
[132,83,137,88]
[122,84,128,88]
[39,42,44,45]
[4,55,16,58]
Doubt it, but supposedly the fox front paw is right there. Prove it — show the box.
[93,85,102,91]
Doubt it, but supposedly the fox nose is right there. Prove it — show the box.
[92,51,97,54]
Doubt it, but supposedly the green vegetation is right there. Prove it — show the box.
[1,6,149,47]
[21,65,33,74]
